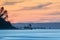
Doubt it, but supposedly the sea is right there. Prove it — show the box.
[0,29,60,40]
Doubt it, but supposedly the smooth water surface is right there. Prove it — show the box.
[0,29,60,40]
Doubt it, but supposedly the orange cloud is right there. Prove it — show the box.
[0,0,60,23]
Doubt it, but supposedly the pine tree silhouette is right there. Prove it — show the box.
[0,7,16,29]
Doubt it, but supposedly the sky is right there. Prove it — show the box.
[0,0,60,23]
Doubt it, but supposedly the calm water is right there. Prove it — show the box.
[0,29,60,40]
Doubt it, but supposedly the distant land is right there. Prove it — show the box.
[12,22,60,29]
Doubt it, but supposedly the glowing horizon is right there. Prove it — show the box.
[0,0,60,23]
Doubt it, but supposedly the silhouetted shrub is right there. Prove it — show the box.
[24,24,32,29]
[0,7,16,29]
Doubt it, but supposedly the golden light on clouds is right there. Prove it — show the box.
[0,0,60,23]
[4,0,60,10]
[0,0,5,6]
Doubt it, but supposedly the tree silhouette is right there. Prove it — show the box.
[29,24,32,29]
[24,24,32,29]
[0,7,8,21]
[0,7,16,29]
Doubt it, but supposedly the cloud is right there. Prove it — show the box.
[0,0,5,5]
[21,2,52,10]
[2,0,60,23]
[3,0,24,5]
[3,2,18,5]
[48,12,60,15]
[38,16,60,23]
